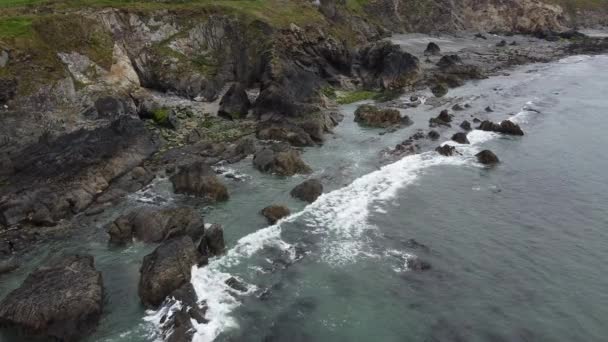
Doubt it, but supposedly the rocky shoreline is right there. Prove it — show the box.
[1,1,608,340]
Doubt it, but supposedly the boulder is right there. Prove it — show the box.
[435,145,456,156]
[256,121,314,147]
[354,104,409,128]
[170,162,229,201]
[356,41,421,89]
[460,120,472,131]
[424,42,441,56]
[478,120,524,135]
[218,83,251,120]
[429,110,451,127]
[290,179,323,203]
[476,150,500,165]
[451,132,470,144]
[496,40,507,47]
[431,83,448,97]
[437,55,462,69]
[253,146,312,176]
[427,130,440,140]
[139,236,200,308]
[107,207,204,244]
[197,223,225,261]
[261,205,291,224]
[157,283,207,342]
[0,255,103,341]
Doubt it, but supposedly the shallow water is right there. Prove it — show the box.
[1,54,608,342]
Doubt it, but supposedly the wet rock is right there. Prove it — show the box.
[435,145,456,156]
[107,207,204,244]
[170,161,229,201]
[354,104,408,128]
[427,130,440,140]
[431,83,448,97]
[485,106,494,112]
[139,236,200,308]
[452,103,465,111]
[473,118,481,123]
[559,30,587,40]
[474,33,487,40]
[0,254,103,341]
[197,223,225,260]
[356,41,421,89]
[478,120,524,135]
[406,257,432,271]
[437,55,462,69]
[256,120,314,147]
[0,259,18,276]
[460,120,472,131]
[476,150,500,165]
[424,42,441,56]
[429,109,452,127]
[158,283,207,342]
[261,205,291,224]
[451,132,470,144]
[218,83,251,120]
[253,145,312,176]
[225,277,248,292]
[0,77,17,105]
[290,179,323,203]
[496,40,507,47]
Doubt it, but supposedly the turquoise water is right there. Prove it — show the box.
[2,55,608,342]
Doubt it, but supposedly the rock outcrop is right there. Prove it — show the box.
[261,205,291,224]
[253,145,312,176]
[0,254,103,341]
[478,120,524,135]
[354,104,411,128]
[218,83,251,120]
[355,41,421,90]
[476,150,500,164]
[290,179,323,203]
[170,162,229,201]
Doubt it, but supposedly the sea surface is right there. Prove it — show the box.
[1,53,607,342]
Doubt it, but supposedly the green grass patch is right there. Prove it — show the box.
[336,90,378,104]
[0,17,32,38]
[152,108,170,124]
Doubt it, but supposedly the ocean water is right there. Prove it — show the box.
[1,54,608,342]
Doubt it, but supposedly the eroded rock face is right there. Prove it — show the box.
[253,145,312,176]
[261,205,291,224]
[139,236,200,308]
[170,162,229,201]
[354,104,410,128]
[478,120,524,135]
[218,83,251,120]
[356,41,421,89]
[107,207,204,244]
[0,254,103,341]
[0,117,158,228]
[290,179,323,203]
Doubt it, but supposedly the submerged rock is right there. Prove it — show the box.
[290,179,323,203]
[107,207,204,244]
[139,236,200,308]
[218,83,251,120]
[354,104,409,128]
[406,257,432,271]
[0,254,103,341]
[478,120,524,135]
[170,161,229,201]
[476,150,500,165]
[197,223,226,264]
[256,121,315,147]
[261,205,291,224]
[451,132,470,144]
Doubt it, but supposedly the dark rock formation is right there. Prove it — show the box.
[0,254,103,341]
[429,109,452,127]
[261,205,291,224]
[435,145,456,156]
[451,132,470,144]
[496,40,507,47]
[197,223,225,261]
[0,117,158,228]
[354,104,410,128]
[170,162,229,201]
[256,120,315,147]
[139,236,200,308]
[156,283,207,342]
[407,257,432,271]
[427,130,440,140]
[460,120,472,131]
[478,120,524,135]
[476,150,500,164]
[355,41,421,89]
[218,83,251,120]
[437,55,462,69]
[253,145,312,176]
[290,179,323,203]
[424,42,441,56]
[431,83,448,97]
[107,207,204,244]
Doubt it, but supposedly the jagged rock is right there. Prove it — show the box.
[197,223,225,261]
[431,83,448,97]
[427,130,440,140]
[451,132,470,144]
[485,106,494,112]
[290,179,323,203]
[157,283,207,342]
[473,118,481,123]
[0,255,103,341]
[424,42,441,56]
[93,96,135,119]
[218,83,251,120]
[261,205,291,224]
[460,120,472,131]
[253,145,312,176]
[478,120,524,135]
[107,207,204,244]
[256,120,314,147]
[435,145,456,156]
[170,162,229,201]
[474,33,487,39]
[356,41,421,89]
[139,236,200,308]
[429,109,452,127]
[354,104,408,128]
[476,150,500,164]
